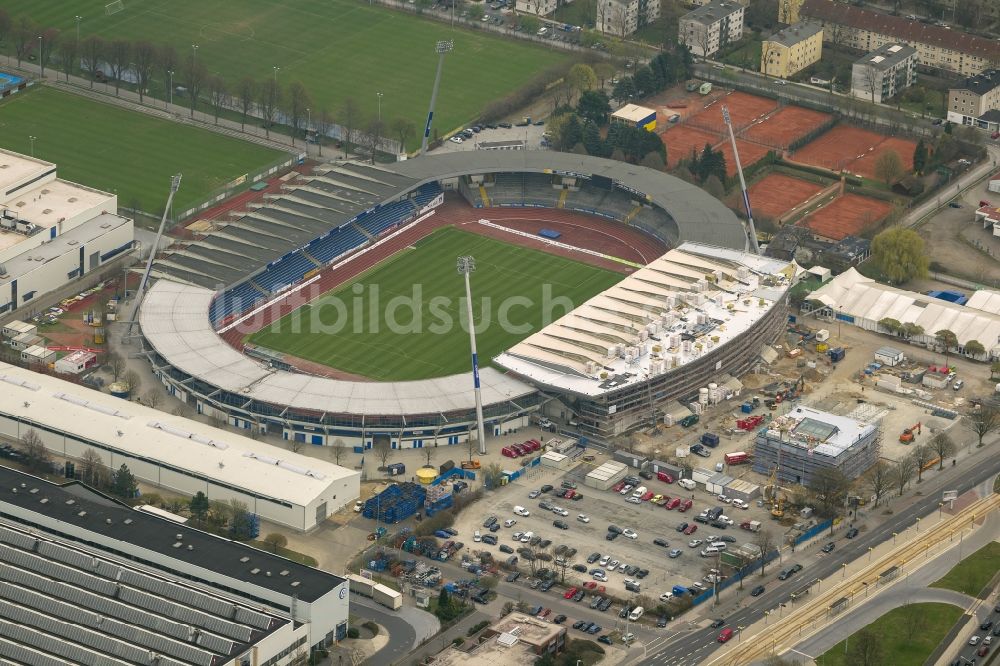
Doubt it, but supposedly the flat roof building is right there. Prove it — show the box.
[678,0,745,57]
[496,242,793,438]
[0,465,348,661]
[752,405,881,484]
[948,69,1000,133]
[0,360,360,531]
[761,23,824,79]
[432,613,566,666]
[851,43,918,104]
[611,104,657,131]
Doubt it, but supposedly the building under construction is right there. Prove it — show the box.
[751,405,880,486]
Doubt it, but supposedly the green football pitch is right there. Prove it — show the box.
[8,0,565,149]
[248,227,622,381]
[0,87,286,212]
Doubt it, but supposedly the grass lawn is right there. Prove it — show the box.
[8,0,565,149]
[248,226,621,380]
[720,37,762,71]
[817,602,964,666]
[0,86,285,212]
[931,541,1000,596]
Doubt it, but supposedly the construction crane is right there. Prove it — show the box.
[899,421,922,444]
[769,420,793,519]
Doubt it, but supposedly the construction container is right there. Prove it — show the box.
[425,494,453,517]
[701,432,720,448]
[740,402,754,414]
[439,460,456,475]
[387,462,406,476]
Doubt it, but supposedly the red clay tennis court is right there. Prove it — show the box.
[743,106,832,149]
[799,193,892,240]
[687,91,777,133]
[791,125,888,171]
[747,173,824,220]
[849,136,917,179]
[718,139,771,176]
[661,125,723,168]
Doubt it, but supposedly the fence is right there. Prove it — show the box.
[794,519,832,546]
[689,546,782,607]
[175,151,306,221]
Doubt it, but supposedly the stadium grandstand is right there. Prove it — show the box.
[495,243,794,438]
[0,465,347,664]
[139,152,750,448]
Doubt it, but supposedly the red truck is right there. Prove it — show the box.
[501,446,519,458]
[724,451,750,465]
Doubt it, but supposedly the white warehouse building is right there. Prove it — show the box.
[0,361,360,531]
[0,149,133,314]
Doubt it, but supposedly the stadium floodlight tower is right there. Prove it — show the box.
[721,106,760,255]
[126,174,182,337]
[421,40,454,154]
[457,255,487,456]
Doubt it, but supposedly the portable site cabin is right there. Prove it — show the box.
[874,346,904,367]
[2,320,36,339]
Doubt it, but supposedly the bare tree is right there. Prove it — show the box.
[123,370,141,398]
[38,27,60,78]
[132,40,156,103]
[390,117,415,155]
[12,15,36,68]
[21,430,51,474]
[373,438,392,470]
[208,76,229,124]
[142,389,162,410]
[331,438,346,465]
[860,64,879,104]
[753,530,776,576]
[0,11,10,49]
[184,53,208,118]
[929,431,955,470]
[424,446,434,468]
[314,107,334,157]
[107,353,126,381]
[236,77,257,131]
[892,455,916,497]
[966,405,1000,448]
[483,463,504,489]
[157,43,179,103]
[108,39,131,96]
[912,443,935,482]
[257,78,282,139]
[807,467,851,516]
[80,35,106,89]
[340,97,361,158]
[78,448,106,486]
[848,628,884,666]
[285,81,312,144]
[289,437,304,454]
[362,118,385,164]
[57,39,79,83]
[864,461,893,507]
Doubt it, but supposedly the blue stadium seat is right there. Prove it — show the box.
[355,200,416,237]
[308,226,367,264]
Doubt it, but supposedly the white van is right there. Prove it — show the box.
[678,479,696,490]
[631,486,647,498]
[628,606,644,621]
[474,530,482,542]
[520,531,534,542]
[700,546,721,557]
[537,27,549,36]
[513,505,530,516]
[709,541,727,550]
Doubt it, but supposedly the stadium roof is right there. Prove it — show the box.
[494,242,794,396]
[809,268,1000,352]
[388,152,748,250]
[0,361,354,509]
[0,465,343,605]
[140,280,537,417]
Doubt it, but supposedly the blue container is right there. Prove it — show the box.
[387,462,406,476]
[741,403,753,414]
[701,433,720,448]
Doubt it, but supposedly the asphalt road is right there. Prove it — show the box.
[348,596,417,664]
[634,446,1000,666]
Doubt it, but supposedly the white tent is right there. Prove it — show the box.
[810,268,1000,357]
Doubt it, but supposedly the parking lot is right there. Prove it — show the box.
[450,448,778,611]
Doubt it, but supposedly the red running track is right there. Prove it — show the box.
[220,196,669,344]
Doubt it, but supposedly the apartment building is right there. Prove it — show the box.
[597,0,660,37]
[678,0,745,58]
[515,0,557,16]
[761,22,824,79]
[948,69,1000,132]
[791,0,999,76]
[850,43,918,104]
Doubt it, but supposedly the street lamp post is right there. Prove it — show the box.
[75,16,83,43]
[191,44,199,67]
[38,36,43,77]
[868,546,873,562]
[457,256,487,456]
[168,70,174,107]
[377,92,383,121]
[28,136,36,158]
[273,66,280,83]
[841,563,847,580]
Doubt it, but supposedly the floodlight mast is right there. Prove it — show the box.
[126,174,182,336]
[458,255,487,456]
[721,106,760,255]
[421,40,454,154]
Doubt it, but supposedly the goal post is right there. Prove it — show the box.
[105,0,125,16]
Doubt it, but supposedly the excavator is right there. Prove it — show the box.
[899,422,922,444]
[766,465,786,519]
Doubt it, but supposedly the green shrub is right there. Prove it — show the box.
[452,637,465,646]
[363,620,379,636]
[467,620,491,636]
[347,627,360,639]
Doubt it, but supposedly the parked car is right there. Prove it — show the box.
[751,585,765,597]
[598,635,613,645]
[676,522,689,532]
[821,542,836,553]
[846,528,859,539]
[654,538,669,548]
[684,524,698,535]
[577,514,591,523]
[669,549,682,558]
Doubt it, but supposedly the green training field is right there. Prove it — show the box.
[248,227,621,381]
[0,87,286,212]
[817,602,963,666]
[9,0,565,149]
[931,541,1000,596]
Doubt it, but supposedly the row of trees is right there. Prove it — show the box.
[610,49,693,105]
[0,12,418,156]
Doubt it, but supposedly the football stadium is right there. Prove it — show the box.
[138,151,789,447]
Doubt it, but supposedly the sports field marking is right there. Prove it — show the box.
[476,219,643,267]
